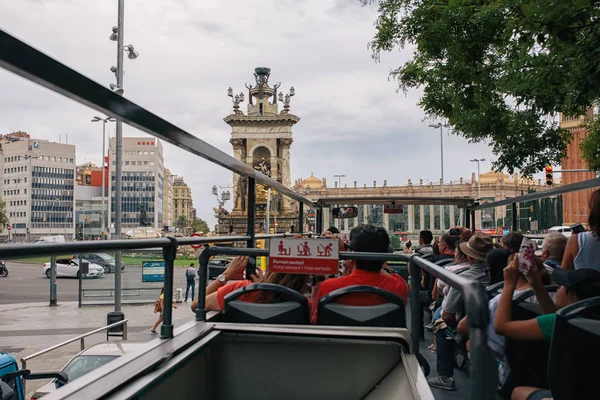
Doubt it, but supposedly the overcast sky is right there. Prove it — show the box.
[1,0,506,226]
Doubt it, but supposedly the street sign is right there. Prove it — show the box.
[142,261,165,282]
[384,204,404,214]
[269,238,339,275]
[6,225,10,231]
[190,232,203,249]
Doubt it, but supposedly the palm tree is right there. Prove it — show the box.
[0,199,7,231]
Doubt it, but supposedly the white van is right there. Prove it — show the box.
[548,226,572,238]
[33,235,66,244]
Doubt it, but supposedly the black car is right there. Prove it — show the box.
[208,258,232,280]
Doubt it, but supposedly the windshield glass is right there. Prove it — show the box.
[97,253,115,261]
[62,355,119,382]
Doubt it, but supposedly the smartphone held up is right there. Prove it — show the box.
[517,237,535,276]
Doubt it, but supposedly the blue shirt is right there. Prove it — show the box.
[574,232,600,271]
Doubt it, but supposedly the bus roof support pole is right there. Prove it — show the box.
[465,208,471,231]
[408,257,421,356]
[316,207,323,234]
[246,178,256,248]
[160,237,177,339]
[512,203,518,232]
[299,203,304,234]
[465,283,498,399]
[196,246,216,321]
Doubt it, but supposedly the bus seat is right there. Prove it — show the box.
[317,285,406,328]
[549,297,600,400]
[486,281,505,300]
[500,286,558,398]
[222,283,309,325]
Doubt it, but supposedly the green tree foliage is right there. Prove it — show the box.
[390,233,402,250]
[191,218,210,234]
[582,116,600,171]
[363,0,600,174]
[0,199,7,231]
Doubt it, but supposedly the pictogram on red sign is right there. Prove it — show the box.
[269,238,339,275]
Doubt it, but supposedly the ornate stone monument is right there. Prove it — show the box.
[217,67,300,234]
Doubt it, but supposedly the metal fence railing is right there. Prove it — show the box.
[20,319,128,393]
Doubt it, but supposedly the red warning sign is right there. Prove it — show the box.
[269,238,339,275]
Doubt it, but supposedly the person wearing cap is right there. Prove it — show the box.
[428,232,494,391]
[494,257,600,400]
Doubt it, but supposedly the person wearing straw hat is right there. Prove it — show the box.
[428,232,493,391]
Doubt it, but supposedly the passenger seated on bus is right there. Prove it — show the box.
[427,232,493,391]
[501,232,524,254]
[458,255,551,390]
[494,258,600,400]
[562,189,600,271]
[311,224,408,324]
[190,256,309,312]
[541,233,567,272]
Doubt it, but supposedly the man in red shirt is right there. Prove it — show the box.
[311,224,408,323]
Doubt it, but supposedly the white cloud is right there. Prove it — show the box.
[0,0,506,228]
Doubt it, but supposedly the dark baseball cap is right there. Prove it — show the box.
[552,268,600,299]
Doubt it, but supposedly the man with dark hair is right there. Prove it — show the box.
[325,226,340,235]
[501,232,524,253]
[311,224,408,322]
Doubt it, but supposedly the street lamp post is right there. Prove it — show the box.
[92,116,115,240]
[333,175,345,231]
[212,186,231,233]
[470,158,486,230]
[108,0,139,314]
[429,122,450,231]
[428,123,450,196]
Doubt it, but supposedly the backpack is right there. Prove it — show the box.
[186,268,195,282]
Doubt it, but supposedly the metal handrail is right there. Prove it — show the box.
[20,319,128,393]
[409,255,497,400]
[0,235,250,260]
[471,177,600,210]
[0,29,317,208]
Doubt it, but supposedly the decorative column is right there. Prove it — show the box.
[230,139,244,211]
[420,205,425,231]
[429,205,435,231]
[363,205,369,224]
[459,208,464,227]
[280,138,293,212]
[408,205,415,233]
[383,212,390,232]
[355,204,359,228]
[323,206,330,231]
[450,206,455,228]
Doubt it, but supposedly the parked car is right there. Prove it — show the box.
[42,258,104,279]
[30,341,147,399]
[73,253,121,273]
[208,258,232,280]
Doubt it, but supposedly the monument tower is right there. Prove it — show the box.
[217,67,300,234]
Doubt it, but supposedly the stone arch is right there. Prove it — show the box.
[251,145,273,176]
[248,143,274,159]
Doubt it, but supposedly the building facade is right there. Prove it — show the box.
[75,185,103,239]
[294,171,556,234]
[217,67,299,234]
[173,176,194,231]
[108,137,165,232]
[559,110,597,226]
[163,168,174,231]
[0,132,76,241]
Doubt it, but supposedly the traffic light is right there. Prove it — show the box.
[269,227,274,234]
[545,166,553,186]
[255,239,265,249]
[530,205,534,212]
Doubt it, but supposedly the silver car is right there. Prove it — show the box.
[30,341,147,398]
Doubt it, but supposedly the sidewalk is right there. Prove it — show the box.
[0,301,196,396]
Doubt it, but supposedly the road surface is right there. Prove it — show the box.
[0,261,202,305]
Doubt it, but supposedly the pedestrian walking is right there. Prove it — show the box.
[185,263,197,302]
[151,288,177,334]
